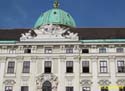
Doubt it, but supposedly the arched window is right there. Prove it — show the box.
[42,81,52,91]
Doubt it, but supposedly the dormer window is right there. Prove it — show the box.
[116,47,124,53]
[66,48,73,53]
[24,49,31,53]
[99,47,106,53]
[45,47,52,54]
[82,49,89,53]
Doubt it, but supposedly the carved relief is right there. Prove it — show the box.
[80,79,93,86]
[3,79,16,85]
[36,73,58,90]
[20,24,79,41]
[116,79,125,86]
[98,80,111,86]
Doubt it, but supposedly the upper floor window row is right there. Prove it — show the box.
[7,61,30,74]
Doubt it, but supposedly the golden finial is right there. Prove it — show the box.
[53,0,60,8]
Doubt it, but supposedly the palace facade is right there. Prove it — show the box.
[0,1,125,91]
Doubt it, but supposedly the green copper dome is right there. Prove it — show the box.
[34,8,76,28]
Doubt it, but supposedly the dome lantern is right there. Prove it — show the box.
[53,0,60,8]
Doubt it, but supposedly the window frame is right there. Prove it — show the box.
[101,86,109,91]
[82,61,89,73]
[100,61,108,73]
[5,86,13,91]
[24,48,31,53]
[119,86,125,91]
[21,86,29,91]
[66,48,73,54]
[44,47,52,54]
[22,61,30,73]
[82,49,89,53]
[66,86,73,91]
[82,87,91,91]
[116,47,124,53]
[7,61,15,74]
[66,61,73,73]
[99,47,106,53]
[44,61,52,73]
[117,60,125,73]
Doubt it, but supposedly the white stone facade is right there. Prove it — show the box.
[0,25,125,91]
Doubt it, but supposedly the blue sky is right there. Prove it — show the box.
[0,0,125,28]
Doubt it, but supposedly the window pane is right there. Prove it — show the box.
[45,61,51,67]
[66,48,73,53]
[101,87,108,91]
[117,48,124,53]
[83,87,90,91]
[44,61,52,73]
[24,48,31,53]
[23,61,30,73]
[5,86,12,91]
[66,61,73,73]
[82,61,89,67]
[66,61,73,67]
[45,47,52,54]
[100,61,108,73]
[7,61,15,73]
[82,49,89,53]
[99,48,106,53]
[66,87,73,91]
[117,61,125,73]
[21,86,28,91]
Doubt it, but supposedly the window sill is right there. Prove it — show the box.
[4,73,16,77]
[80,73,92,77]
[116,73,125,77]
[98,73,110,77]
[65,73,74,77]
[21,73,30,77]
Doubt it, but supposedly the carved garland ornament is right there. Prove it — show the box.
[80,79,93,86]
[116,79,125,86]
[98,80,111,86]
[3,79,16,85]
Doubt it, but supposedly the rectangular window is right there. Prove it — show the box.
[117,61,125,73]
[83,87,90,91]
[82,61,89,73]
[99,48,106,53]
[66,48,73,53]
[82,49,89,53]
[22,61,30,73]
[21,86,28,91]
[66,86,73,91]
[7,61,15,74]
[45,47,52,54]
[101,87,108,91]
[5,86,12,91]
[116,48,124,53]
[100,61,108,73]
[44,61,51,73]
[24,49,31,53]
[119,86,125,91]
[66,61,73,73]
